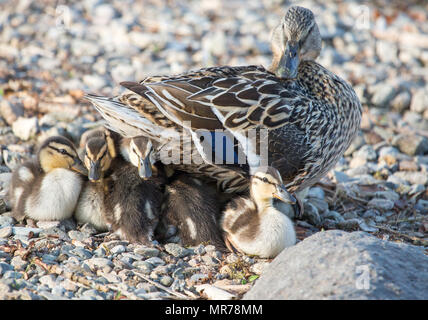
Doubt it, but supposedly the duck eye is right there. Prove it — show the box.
[263,177,268,183]
[59,149,67,155]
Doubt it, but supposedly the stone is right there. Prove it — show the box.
[367,199,395,211]
[391,90,411,113]
[85,258,113,270]
[0,226,12,238]
[393,134,428,156]
[410,88,428,114]
[244,231,428,300]
[110,245,126,255]
[160,275,174,287]
[303,202,321,226]
[415,200,428,214]
[0,262,13,275]
[393,171,428,186]
[398,160,418,172]
[355,145,377,161]
[12,117,39,141]
[12,227,42,237]
[0,99,24,125]
[164,243,192,258]
[370,83,396,108]
[144,257,165,267]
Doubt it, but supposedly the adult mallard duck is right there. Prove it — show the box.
[86,6,362,199]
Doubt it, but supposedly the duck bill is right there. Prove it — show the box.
[273,185,296,204]
[277,42,299,79]
[88,161,101,181]
[71,158,88,176]
[138,156,152,179]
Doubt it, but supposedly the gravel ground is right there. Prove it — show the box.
[0,0,427,300]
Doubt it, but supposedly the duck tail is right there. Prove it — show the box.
[84,93,159,138]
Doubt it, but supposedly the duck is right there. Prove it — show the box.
[86,6,362,207]
[74,127,119,231]
[9,136,86,222]
[221,166,297,258]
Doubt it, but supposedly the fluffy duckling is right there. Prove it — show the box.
[221,167,297,258]
[158,173,226,249]
[123,136,226,249]
[74,128,119,231]
[103,162,165,245]
[9,136,85,222]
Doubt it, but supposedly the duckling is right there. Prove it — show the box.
[78,131,165,244]
[221,167,297,258]
[74,128,119,231]
[103,162,165,245]
[9,136,85,222]
[123,136,226,249]
[158,173,226,250]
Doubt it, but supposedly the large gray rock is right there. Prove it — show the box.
[244,230,428,300]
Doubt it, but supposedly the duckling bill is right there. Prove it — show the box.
[9,136,85,222]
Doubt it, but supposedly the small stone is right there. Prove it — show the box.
[12,227,41,237]
[85,257,113,270]
[10,256,28,270]
[355,145,377,161]
[391,90,411,113]
[160,275,174,287]
[393,134,428,156]
[110,245,126,255]
[133,246,159,258]
[408,184,425,196]
[164,243,191,258]
[225,253,239,264]
[70,247,93,260]
[415,200,428,214]
[189,273,208,284]
[133,261,153,274]
[323,211,345,223]
[3,270,23,279]
[0,99,24,125]
[398,161,419,172]
[144,257,165,266]
[39,275,56,288]
[12,117,39,141]
[337,219,360,231]
[394,171,428,185]
[0,262,13,275]
[68,230,90,241]
[0,216,15,227]
[368,199,395,211]
[249,262,270,275]
[201,254,219,266]
[371,83,396,108]
[0,226,12,238]
[308,187,325,200]
[303,202,321,226]
[410,88,428,114]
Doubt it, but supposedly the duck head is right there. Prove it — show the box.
[126,136,154,179]
[270,6,322,79]
[250,166,296,208]
[83,132,116,182]
[38,136,86,174]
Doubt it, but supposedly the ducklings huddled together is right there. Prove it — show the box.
[9,127,297,258]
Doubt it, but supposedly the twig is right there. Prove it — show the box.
[131,270,193,300]
[375,225,428,245]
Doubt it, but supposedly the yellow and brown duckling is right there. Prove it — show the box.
[221,167,297,258]
[74,127,119,231]
[77,130,165,244]
[124,136,225,249]
[9,136,86,222]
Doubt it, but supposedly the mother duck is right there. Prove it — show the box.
[87,6,362,197]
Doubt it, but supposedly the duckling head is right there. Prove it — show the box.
[250,167,296,209]
[38,136,86,174]
[83,135,116,182]
[127,136,154,179]
[270,6,321,79]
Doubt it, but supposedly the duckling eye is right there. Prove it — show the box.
[59,149,67,155]
[263,177,268,183]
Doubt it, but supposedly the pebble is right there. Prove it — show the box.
[12,117,39,141]
[164,243,192,258]
[368,199,395,211]
[0,226,12,238]
[393,134,428,156]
